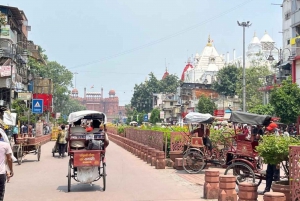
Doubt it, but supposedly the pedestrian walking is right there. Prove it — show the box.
[57,125,67,158]
[0,120,13,201]
[12,125,18,144]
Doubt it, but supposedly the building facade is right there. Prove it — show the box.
[71,87,125,123]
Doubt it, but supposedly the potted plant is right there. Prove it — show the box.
[256,135,300,200]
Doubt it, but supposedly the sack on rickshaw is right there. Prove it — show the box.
[87,140,104,150]
[77,166,99,184]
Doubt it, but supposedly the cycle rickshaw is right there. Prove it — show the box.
[224,111,272,185]
[182,112,232,174]
[67,110,108,192]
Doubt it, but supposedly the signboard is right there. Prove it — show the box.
[160,111,164,119]
[73,152,100,167]
[0,66,15,77]
[143,114,148,122]
[32,99,43,114]
[214,110,225,117]
[18,92,32,100]
[35,122,43,137]
[56,113,61,119]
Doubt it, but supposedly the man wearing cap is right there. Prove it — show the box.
[262,122,280,194]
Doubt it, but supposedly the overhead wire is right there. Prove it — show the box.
[68,0,254,70]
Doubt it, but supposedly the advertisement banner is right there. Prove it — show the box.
[213,110,225,117]
[18,92,32,100]
[160,111,164,119]
[56,113,61,119]
[35,122,44,137]
[0,66,14,77]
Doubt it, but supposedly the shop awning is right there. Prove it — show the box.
[278,61,291,70]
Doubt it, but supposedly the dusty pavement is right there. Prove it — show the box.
[5,141,204,201]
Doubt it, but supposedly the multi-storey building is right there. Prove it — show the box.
[71,87,125,123]
[291,0,300,85]
[0,5,30,109]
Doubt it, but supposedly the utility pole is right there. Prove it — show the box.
[237,21,251,112]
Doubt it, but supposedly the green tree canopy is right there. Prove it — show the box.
[196,95,217,115]
[150,108,160,124]
[212,65,241,97]
[248,104,274,116]
[270,77,300,124]
[131,72,180,113]
[236,66,271,111]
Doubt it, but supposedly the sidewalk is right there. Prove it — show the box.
[172,167,265,201]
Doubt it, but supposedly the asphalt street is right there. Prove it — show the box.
[5,141,203,201]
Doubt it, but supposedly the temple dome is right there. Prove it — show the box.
[250,32,260,44]
[71,88,78,94]
[181,62,193,81]
[109,89,115,96]
[162,71,169,79]
[260,31,274,43]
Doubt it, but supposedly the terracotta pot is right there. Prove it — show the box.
[263,192,286,201]
[271,180,290,201]
[238,182,258,200]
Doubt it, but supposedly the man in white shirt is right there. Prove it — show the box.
[0,123,13,201]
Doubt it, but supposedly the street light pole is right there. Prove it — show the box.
[237,21,251,112]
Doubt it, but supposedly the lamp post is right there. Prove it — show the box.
[267,47,293,78]
[237,21,251,112]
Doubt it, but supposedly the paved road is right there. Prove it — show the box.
[6,141,203,201]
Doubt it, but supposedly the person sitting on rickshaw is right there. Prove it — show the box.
[69,119,86,150]
[191,123,212,155]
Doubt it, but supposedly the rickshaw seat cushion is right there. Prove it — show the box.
[236,140,257,158]
[191,137,204,147]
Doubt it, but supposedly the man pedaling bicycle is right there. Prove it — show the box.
[190,123,213,157]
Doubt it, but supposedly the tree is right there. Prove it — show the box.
[248,104,274,116]
[212,65,241,97]
[160,74,181,94]
[130,72,180,113]
[196,95,217,115]
[236,66,271,111]
[150,108,160,124]
[270,77,300,124]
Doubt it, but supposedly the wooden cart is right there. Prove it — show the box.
[13,142,41,165]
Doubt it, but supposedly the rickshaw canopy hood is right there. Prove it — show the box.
[183,112,215,124]
[68,110,107,124]
[229,111,271,126]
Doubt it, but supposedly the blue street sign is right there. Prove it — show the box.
[143,114,148,122]
[32,99,43,114]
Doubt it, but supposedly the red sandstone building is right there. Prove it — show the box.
[71,87,125,123]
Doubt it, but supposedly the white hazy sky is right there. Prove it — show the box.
[7,0,283,105]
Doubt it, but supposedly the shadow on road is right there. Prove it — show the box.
[57,183,103,193]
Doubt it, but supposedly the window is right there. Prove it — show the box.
[285,11,291,20]
[287,39,290,45]
[170,102,173,106]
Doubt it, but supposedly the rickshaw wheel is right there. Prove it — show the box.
[224,162,257,185]
[102,162,106,191]
[68,159,72,192]
[183,149,206,174]
[37,145,41,161]
[17,145,22,165]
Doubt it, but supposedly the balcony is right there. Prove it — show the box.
[291,9,300,27]
[0,25,17,44]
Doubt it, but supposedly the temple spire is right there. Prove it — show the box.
[207,35,212,46]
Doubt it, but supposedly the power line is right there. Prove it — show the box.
[69,0,254,70]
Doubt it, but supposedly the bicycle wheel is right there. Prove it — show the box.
[17,145,22,165]
[102,162,106,191]
[37,145,41,161]
[68,159,72,192]
[183,149,206,174]
[224,162,256,185]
